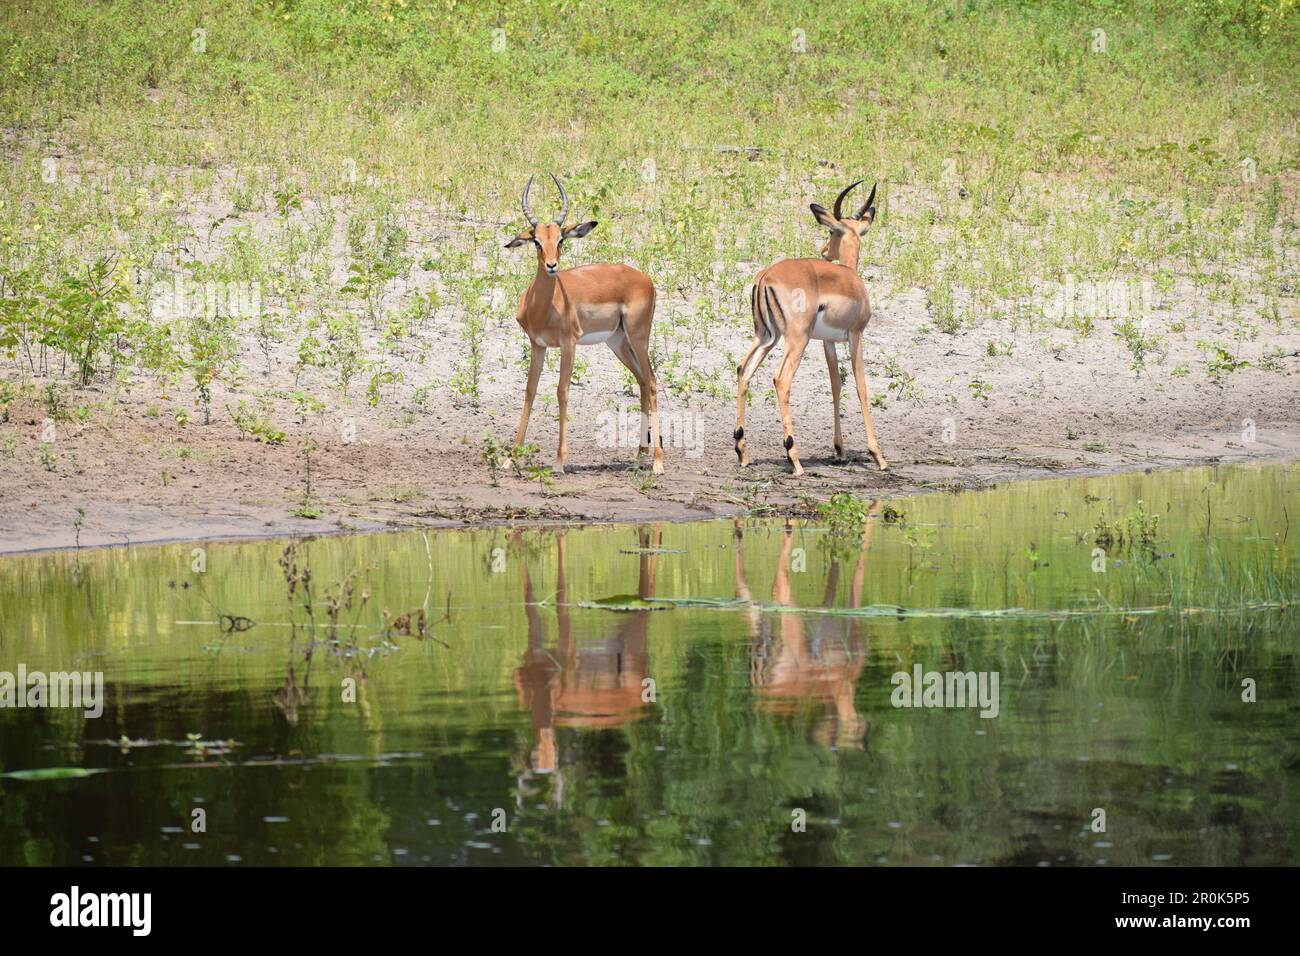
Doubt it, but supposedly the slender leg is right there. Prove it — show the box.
[628,333,664,475]
[849,330,888,470]
[516,343,547,449]
[735,281,776,466]
[775,330,809,476]
[609,332,650,464]
[735,336,776,466]
[850,509,877,607]
[824,340,844,460]
[555,339,574,474]
[773,522,795,604]
[555,531,570,653]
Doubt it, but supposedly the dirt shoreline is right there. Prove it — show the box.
[3,403,1296,557]
[4,229,1298,557]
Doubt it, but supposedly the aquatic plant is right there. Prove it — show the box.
[1093,499,1162,557]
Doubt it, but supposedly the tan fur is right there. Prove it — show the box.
[735,181,888,475]
[507,181,664,475]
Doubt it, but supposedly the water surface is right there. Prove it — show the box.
[1,462,1297,865]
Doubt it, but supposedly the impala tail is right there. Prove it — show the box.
[750,275,786,346]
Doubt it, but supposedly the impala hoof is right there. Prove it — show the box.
[552,463,565,476]
[784,435,803,476]
[652,458,665,476]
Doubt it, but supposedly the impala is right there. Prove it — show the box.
[733,514,875,749]
[734,180,888,476]
[506,174,664,475]
[514,527,661,789]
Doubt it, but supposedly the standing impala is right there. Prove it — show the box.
[734,180,888,476]
[506,174,664,475]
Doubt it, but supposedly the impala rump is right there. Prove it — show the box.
[735,180,887,475]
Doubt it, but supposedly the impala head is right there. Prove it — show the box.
[505,174,598,276]
[812,180,877,267]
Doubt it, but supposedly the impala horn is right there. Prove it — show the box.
[832,179,863,221]
[521,176,541,228]
[854,181,878,221]
[551,173,570,226]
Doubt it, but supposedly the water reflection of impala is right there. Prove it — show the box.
[734,514,876,750]
[513,527,661,800]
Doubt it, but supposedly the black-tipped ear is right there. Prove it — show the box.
[810,203,846,233]
[505,235,530,249]
[563,220,598,239]
[855,182,879,229]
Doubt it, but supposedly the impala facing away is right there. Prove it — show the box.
[506,175,664,475]
[733,515,875,749]
[734,180,888,476]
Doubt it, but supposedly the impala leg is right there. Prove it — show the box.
[824,341,844,461]
[515,343,547,449]
[609,332,650,464]
[849,330,888,470]
[775,331,809,476]
[555,340,575,475]
[629,334,664,475]
[734,335,776,466]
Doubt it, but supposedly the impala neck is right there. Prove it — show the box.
[828,238,861,271]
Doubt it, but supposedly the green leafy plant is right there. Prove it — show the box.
[1093,499,1162,558]
[817,492,874,536]
[1200,340,1251,384]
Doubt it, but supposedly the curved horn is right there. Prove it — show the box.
[551,173,569,225]
[832,179,863,221]
[521,176,540,227]
[854,182,878,220]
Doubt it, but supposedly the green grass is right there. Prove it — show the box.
[0,0,1297,421]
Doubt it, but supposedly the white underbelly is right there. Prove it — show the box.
[809,310,850,342]
[577,329,617,345]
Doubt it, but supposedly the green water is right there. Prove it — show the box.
[1,462,1297,866]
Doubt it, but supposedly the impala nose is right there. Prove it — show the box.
[545,262,558,275]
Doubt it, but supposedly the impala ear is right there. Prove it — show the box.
[562,220,598,240]
[810,203,846,233]
[856,204,878,235]
[855,182,878,233]
[504,230,533,249]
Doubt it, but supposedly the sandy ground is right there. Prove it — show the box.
[1,165,1297,555]
[3,280,1297,555]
